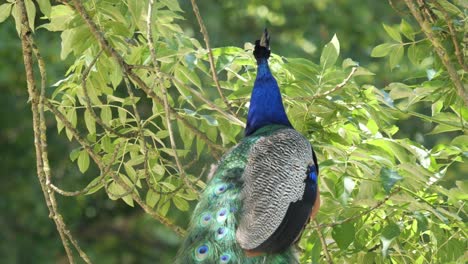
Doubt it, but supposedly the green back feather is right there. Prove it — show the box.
[175,125,298,264]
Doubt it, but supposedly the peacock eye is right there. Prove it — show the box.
[215,184,227,195]
[195,245,209,260]
[200,213,212,226]
[217,208,228,222]
[215,227,227,240]
[220,253,231,263]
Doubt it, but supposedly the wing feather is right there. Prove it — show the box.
[236,128,314,250]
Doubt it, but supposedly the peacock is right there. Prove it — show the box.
[175,29,320,264]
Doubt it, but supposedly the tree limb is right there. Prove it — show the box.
[190,0,235,115]
[404,0,467,106]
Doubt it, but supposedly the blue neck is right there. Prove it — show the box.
[245,59,292,136]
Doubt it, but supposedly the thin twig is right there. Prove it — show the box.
[403,0,468,106]
[80,50,136,138]
[47,97,186,235]
[162,71,245,126]
[294,66,358,101]
[314,219,333,264]
[189,0,235,115]
[48,143,120,196]
[309,187,400,229]
[147,0,198,195]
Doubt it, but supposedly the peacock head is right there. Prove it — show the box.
[245,29,292,136]
[253,28,270,64]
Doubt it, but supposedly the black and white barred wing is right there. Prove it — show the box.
[236,128,314,250]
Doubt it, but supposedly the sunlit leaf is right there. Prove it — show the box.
[0,3,12,23]
[320,34,340,69]
[383,23,402,42]
[380,168,402,194]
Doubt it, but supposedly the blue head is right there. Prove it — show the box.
[245,29,292,136]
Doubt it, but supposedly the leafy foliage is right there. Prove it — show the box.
[1,0,466,263]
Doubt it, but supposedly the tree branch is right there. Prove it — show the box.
[430,0,467,72]
[66,0,224,158]
[189,0,235,115]
[17,0,91,262]
[403,0,467,106]
[313,220,333,264]
[146,0,198,195]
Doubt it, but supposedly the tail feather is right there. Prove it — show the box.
[175,129,299,264]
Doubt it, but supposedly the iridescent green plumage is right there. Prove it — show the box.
[175,125,299,264]
[176,29,319,263]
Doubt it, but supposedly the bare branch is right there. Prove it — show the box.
[313,220,333,264]
[17,0,90,262]
[189,0,235,114]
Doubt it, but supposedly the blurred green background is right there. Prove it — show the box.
[0,0,464,263]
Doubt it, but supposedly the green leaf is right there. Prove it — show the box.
[380,168,402,194]
[69,148,80,162]
[413,211,428,233]
[118,107,127,125]
[173,196,189,211]
[158,198,170,216]
[40,5,74,31]
[383,24,401,42]
[124,164,137,181]
[388,82,412,99]
[320,34,340,69]
[85,176,105,195]
[371,43,393,57]
[342,58,359,69]
[60,29,73,59]
[101,135,113,153]
[11,4,21,35]
[160,0,183,12]
[380,222,400,257]
[108,181,124,200]
[84,109,96,134]
[25,0,36,31]
[146,189,160,208]
[201,114,219,126]
[0,3,12,23]
[101,106,112,125]
[175,64,202,89]
[37,0,51,17]
[332,222,355,250]
[407,44,418,65]
[196,136,205,157]
[428,124,462,135]
[438,0,463,15]
[119,175,135,207]
[389,45,403,69]
[78,150,90,173]
[451,135,468,148]
[400,19,414,41]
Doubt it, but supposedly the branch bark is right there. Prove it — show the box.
[404,0,468,106]
[17,0,91,263]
